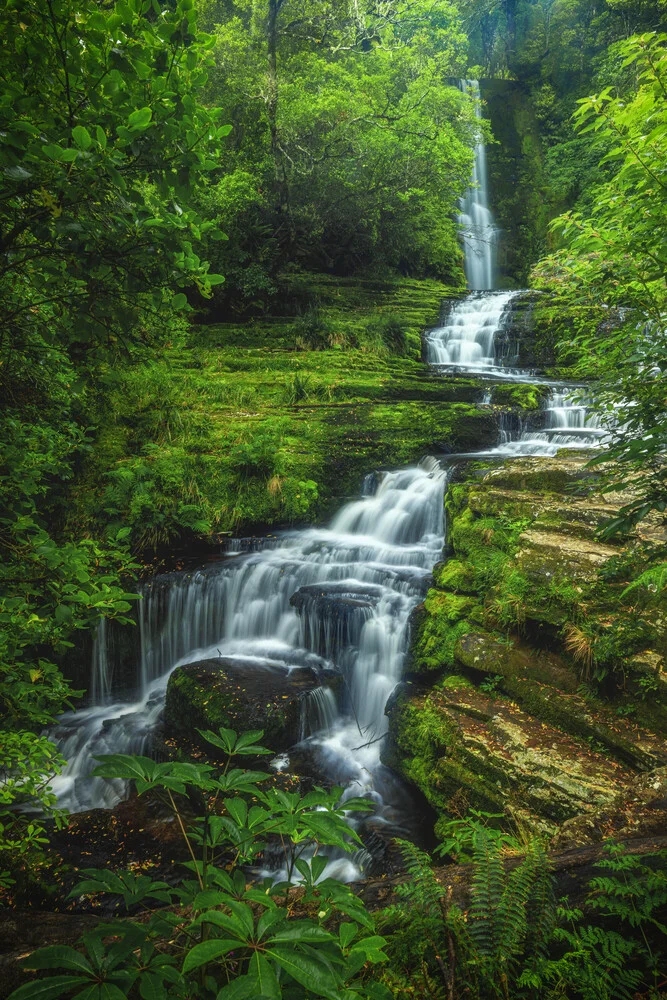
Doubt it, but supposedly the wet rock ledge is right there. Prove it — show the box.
[385,454,667,844]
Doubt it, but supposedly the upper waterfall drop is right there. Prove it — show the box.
[458,79,499,292]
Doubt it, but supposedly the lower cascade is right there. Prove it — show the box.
[52,460,448,876]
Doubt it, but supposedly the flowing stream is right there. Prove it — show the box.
[49,79,610,878]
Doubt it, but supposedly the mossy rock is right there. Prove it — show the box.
[409,590,483,674]
[480,456,597,494]
[515,529,619,586]
[164,657,330,751]
[490,383,549,410]
[500,674,667,771]
[453,630,579,692]
[387,682,638,835]
[432,559,478,594]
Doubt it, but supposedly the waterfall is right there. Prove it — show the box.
[90,618,111,705]
[425,289,612,456]
[492,388,612,457]
[426,291,517,370]
[458,79,499,291]
[51,460,448,853]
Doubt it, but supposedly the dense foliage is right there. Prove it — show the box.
[533,31,667,535]
[194,0,479,311]
[0,0,226,872]
[11,736,667,1000]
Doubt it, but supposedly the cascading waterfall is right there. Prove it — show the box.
[52,460,448,876]
[425,289,611,453]
[458,79,498,291]
[493,388,611,457]
[425,291,517,371]
[49,73,613,883]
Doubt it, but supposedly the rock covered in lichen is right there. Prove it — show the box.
[392,453,667,840]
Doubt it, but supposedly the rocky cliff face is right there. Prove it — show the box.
[386,454,667,843]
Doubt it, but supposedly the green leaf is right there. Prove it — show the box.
[249,953,280,999]
[224,797,248,827]
[269,921,336,944]
[182,939,240,974]
[216,977,273,1000]
[339,923,357,949]
[266,946,340,999]
[171,292,188,309]
[139,972,169,1000]
[72,985,129,1000]
[95,125,107,150]
[72,126,92,150]
[25,946,94,976]
[92,755,156,783]
[128,107,153,129]
[8,977,88,1000]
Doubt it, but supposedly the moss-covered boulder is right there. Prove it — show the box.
[164,657,334,750]
[409,591,483,674]
[385,680,634,836]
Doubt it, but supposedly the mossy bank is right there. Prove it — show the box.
[69,277,508,555]
[386,454,667,842]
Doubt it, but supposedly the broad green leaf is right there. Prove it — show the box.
[224,797,247,827]
[72,126,92,150]
[248,953,280,1000]
[339,923,357,949]
[71,985,129,1000]
[267,946,340,999]
[25,946,94,975]
[269,921,336,944]
[182,939,240,974]
[7,977,88,1000]
[216,976,273,1000]
[128,107,152,129]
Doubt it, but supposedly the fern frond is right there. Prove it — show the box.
[622,562,667,597]
[469,826,505,960]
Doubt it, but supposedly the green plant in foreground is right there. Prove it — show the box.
[380,816,667,1000]
[9,728,390,1000]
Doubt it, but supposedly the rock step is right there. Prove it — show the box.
[454,632,667,770]
[388,682,636,833]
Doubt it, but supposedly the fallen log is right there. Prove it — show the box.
[358,833,667,912]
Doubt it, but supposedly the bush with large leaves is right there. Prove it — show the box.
[9,729,391,1000]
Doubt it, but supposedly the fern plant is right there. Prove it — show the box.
[520,841,667,1000]
[622,562,667,597]
[380,819,555,1000]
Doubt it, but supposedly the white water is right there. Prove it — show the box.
[458,79,499,291]
[51,460,448,877]
[492,388,611,457]
[425,291,517,371]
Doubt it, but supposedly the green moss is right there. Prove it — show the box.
[438,674,474,691]
[490,383,548,410]
[68,277,503,548]
[411,590,481,673]
[388,694,504,822]
[433,559,478,594]
[500,674,662,770]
